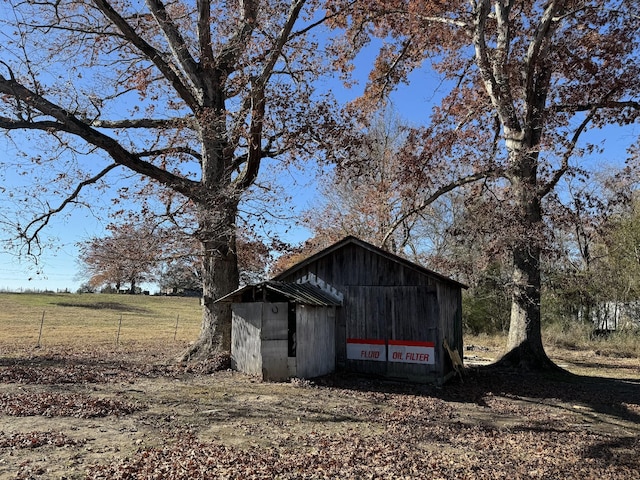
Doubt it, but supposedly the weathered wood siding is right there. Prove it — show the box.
[436,283,463,371]
[386,287,440,381]
[260,302,288,381]
[277,240,464,382]
[231,302,289,381]
[231,303,263,376]
[335,285,441,380]
[340,286,391,376]
[279,243,439,287]
[296,305,336,378]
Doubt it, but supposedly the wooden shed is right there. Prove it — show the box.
[219,281,342,381]
[219,236,465,384]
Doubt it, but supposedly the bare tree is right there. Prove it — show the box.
[0,0,339,360]
[330,0,640,369]
[303,110,414,252]
[303,107,493,261]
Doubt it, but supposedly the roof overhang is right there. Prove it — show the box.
[215,281,342,306]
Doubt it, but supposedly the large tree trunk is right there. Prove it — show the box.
[501,239,556,369]
[184,238,238,361]
[180,196,239,362]
[496,151,559,371]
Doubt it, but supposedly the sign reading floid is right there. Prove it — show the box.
[346,338,386,362]
[388,340,435,365]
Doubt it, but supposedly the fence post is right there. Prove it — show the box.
[116,314,123,347]
[36,310,45,348]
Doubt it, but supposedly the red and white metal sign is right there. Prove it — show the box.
[388,340,435,365]
[347,339,435,364]
[346,338,386,362]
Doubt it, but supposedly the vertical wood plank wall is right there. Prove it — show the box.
[260,302,288,381]
[277,242,464,382]
[296,305,336,378]
[231,302,291,381]
[231,303,263,376]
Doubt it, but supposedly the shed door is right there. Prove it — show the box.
[260,302,289,381]
[231,303,263,376]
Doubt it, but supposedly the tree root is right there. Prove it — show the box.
[488,343,567,374]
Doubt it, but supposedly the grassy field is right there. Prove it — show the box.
[0,292,202,355]
[0,293,639,479]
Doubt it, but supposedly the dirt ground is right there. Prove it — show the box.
[1,342,638,479]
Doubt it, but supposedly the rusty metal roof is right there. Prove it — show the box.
[215,281,342,306]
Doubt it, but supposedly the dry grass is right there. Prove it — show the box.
[0,292,202,355]
[466,325,640,359]
[543,321,640,358]
[465,329,640,380]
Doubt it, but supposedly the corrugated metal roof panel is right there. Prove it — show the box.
[215,281,342,306]
[265,281,342,306]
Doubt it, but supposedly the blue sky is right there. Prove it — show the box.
[0,10,638,293]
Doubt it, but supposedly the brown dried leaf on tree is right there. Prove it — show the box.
[325,0,640,369]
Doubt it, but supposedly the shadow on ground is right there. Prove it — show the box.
[316,365,640,430]
[54,301,150,313]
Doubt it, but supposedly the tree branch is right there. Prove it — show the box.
[291,1,359,39]
[0,75,201,200]
[539,111,594,199]
[524,0,560,87]
[472,0,520,133]
[0,117,65,131]
[197,0,215,68]
[19,163,119,256]
[138,146,202,161]
[216,0,258,75]
[90,117,195,129]
[381,169,499,247]
[145,0,203,96]
[523,0,561,127]
[411,13,467,28]
[492,0,513,105]
[551,100,640,113]
[234,0,306,190]
[376,37,414,101]
[92,0,199,108]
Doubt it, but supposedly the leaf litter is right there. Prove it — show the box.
[0,347,637,479]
